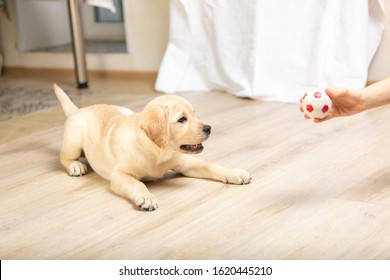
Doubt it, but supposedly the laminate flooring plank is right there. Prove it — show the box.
[1,76,390,259]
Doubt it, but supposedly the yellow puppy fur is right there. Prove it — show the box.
[53,84,251,211]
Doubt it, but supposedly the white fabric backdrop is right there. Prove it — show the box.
[155,0,386,103]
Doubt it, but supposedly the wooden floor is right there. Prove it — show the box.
[1,74,390,260]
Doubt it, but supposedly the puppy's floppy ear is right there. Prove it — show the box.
[140,105,170,148]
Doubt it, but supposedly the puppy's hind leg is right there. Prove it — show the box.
[60,134,87,177]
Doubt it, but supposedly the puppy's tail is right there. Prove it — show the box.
[53,84,79,117]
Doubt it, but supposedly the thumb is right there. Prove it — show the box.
[325,87,337,100]
[325,87,348,101]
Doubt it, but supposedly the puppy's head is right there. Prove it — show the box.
[140,95,211,153]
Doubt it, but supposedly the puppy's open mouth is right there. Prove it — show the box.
[180,143,204,153]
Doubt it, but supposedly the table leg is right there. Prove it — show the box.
[67,0,88,88]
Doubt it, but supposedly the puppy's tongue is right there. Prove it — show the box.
[180,144,203,152]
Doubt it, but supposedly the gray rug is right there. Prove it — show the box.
[0,87,80,121]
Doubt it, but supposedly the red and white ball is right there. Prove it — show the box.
[301,89,332,119]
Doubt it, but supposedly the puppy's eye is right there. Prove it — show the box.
[177,116,187,123]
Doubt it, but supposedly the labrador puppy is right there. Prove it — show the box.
[54,84,251,211]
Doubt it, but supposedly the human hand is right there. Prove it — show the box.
[300,87,366,123]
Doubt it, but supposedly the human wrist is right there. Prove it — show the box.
[358,90,369,112]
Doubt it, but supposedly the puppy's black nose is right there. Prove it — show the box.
[203,125,211,135]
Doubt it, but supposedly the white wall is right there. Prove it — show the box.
[0,0,390,79]
[15,0,70,52]
[369,0,390,80]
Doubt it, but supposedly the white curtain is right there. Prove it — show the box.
[155,0,386,103]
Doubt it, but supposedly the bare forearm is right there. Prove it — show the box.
[361,77,390,110]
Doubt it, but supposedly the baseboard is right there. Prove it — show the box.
[2,67,158,80]
[3,67,378,87]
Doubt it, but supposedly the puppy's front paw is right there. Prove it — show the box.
[136,194,159,211]
[224,169,252,185]
[68,161,87,177]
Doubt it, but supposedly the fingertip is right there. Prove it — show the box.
[314,114,332,123]
[313,118,323,123]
